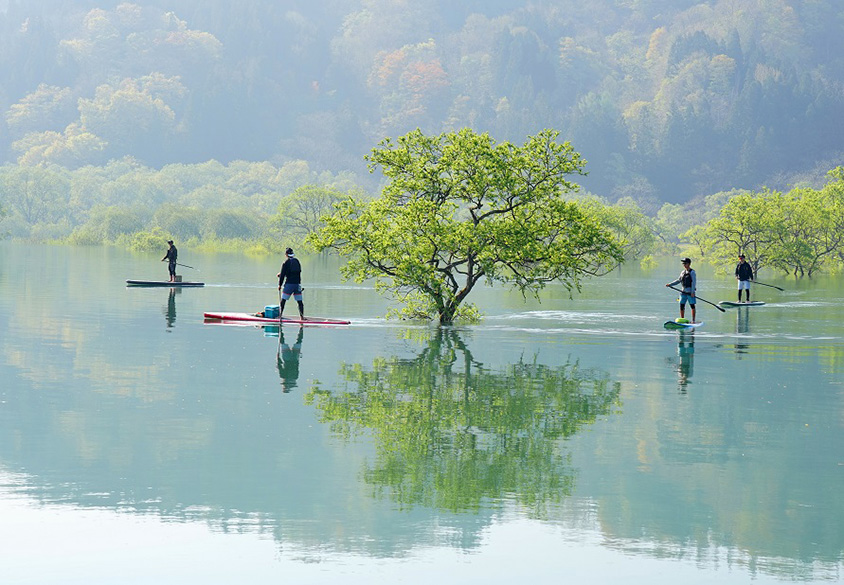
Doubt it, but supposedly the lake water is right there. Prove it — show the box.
[1,242,842,584]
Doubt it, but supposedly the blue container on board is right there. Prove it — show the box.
[264,305,279,318]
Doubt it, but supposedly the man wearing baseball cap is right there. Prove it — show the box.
[277,247,305,320]
[665,257,697,323]
[161,240,178,282]
[735,253,753,303]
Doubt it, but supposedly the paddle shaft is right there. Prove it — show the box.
[176,262,196,270]
[667,285,726,312]
[752,280,784,291]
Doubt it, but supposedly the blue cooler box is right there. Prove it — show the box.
[264,305,280,318]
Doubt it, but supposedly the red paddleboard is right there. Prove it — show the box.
[204,311,350,325]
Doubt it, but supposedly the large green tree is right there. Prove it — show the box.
[697,190,774,273]
[310,128,624,324]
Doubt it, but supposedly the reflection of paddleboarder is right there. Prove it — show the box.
[277,326,303,393]
[736,306,750,334]
[734,307,750,356]
[165,288,176,329]
[677,330,695,392]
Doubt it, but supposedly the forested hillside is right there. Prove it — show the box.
[2,0,843,203]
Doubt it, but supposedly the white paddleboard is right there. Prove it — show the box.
[718,301,765,307]
[664,319,704,330]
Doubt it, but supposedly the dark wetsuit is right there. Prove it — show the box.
[164,245,177,279]
[278,255,304,318]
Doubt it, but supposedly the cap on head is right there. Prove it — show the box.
[681,257,691,264]
[739,254,745,258]
[167,240,174,244]
[285,247,294,255]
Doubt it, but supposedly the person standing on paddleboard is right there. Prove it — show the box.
[161,240,177,282]
[277,247,305,320]
[666,257,697,323]
[735,253,753,303]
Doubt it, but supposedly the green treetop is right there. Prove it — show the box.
[309,128,624,324]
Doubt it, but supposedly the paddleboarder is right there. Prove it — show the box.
[735,253,753,303]
[666,257,697,323]
[277,247,305,320]
[161,240,177,282]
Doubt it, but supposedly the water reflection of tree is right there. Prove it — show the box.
[305,330,621,516]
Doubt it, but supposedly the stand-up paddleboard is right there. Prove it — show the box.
[664,319,703,330]
[204,311,350,325]
[718,300,766,308]
[127,280,204,287]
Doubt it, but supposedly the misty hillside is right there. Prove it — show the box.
[2,0,843,202]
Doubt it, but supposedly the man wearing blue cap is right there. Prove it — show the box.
[277,247,305,320]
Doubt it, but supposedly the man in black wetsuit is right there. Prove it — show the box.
[161,240,177,282]
[735,253,753,303]
[277,247,305,320]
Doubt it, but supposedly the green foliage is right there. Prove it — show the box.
[126,227,173,252]
[694,174,844,277]
[578,196,658,260]
[68,206,150,245]
[5,84,76,138]
[698,190,773,272]
[640,254,658,270]
[153,204,203,240]
[201,209,260,239]
[272,184,353,240]
[0,154,360,247]
[13,124,107,168]
[0,164,71,224]
[384,292,482,324]
[310,128,624,324]
[764,187,844,277]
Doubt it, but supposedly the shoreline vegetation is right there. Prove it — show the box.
[2,157,843,278]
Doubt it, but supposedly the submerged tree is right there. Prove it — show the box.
[697,190,774,273]
[309,128,624,324]
[695,170,844,277]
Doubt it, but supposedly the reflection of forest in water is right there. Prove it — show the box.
[0,328,621,555]
[1,277,843,583]
[306,329,622,516]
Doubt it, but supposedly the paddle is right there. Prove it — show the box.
[176,262,197,270]
[666,285,726,312]
[753,280,784,291]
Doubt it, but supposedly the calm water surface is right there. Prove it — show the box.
[1,243,842,584]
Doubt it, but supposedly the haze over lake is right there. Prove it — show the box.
[1,243,842,583]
